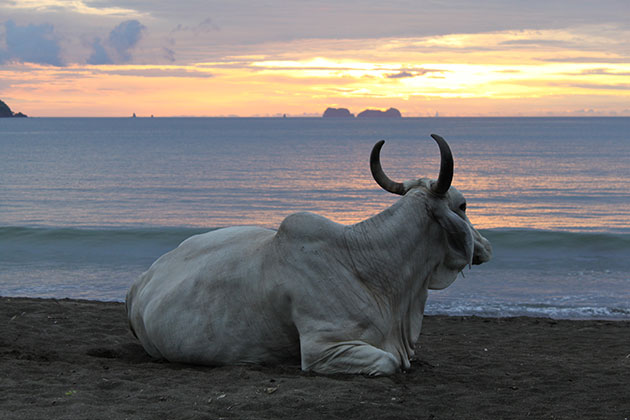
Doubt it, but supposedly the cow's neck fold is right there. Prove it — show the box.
[344,190,440,360]
[344,190,439,298]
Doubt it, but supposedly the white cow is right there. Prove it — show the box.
[126,134,492,375]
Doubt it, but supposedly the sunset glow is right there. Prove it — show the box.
[1,2,628,117]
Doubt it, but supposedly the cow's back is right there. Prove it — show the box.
[126,226,299,365]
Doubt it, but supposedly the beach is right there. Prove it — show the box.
[2,297,628,419]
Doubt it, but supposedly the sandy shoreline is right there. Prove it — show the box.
[1,296,629,419]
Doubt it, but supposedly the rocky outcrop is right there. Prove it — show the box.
[0,100,13,117]
[0,100,27,118]
[322,107,354,118]
[357,108,402,118]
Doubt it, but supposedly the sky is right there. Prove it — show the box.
[0,0,629,117]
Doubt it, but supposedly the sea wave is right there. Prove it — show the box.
[480,228,630,271]
[2,226,629,267]
[482,228,630,252]
[426,301,630,321]
[0,226,214,265]
[2,226,629,320]
[3,225,629,243]
[0,225,212,243]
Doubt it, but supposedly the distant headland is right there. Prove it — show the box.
[322,107,401,118]
[322,108,355,118]
[0,99,28,118]
[357,108,402,118]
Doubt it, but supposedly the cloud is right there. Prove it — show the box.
[3,0,140,17]
[499,38,576,48]
[108,20,146,62]
[87,37,113,65]
[91,67,214,78]
[569,83,630,91]
[171,17,220,35]
[539,56,630,64]
[162,47,176,63]
[0,20,63,66]
[87,20,146,64]
[386,68,444,79]
[387,71,414,79]
[578,68,630,76]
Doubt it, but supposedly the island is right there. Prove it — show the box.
[357,108,402,118]
[0,99,28,118]
[322,107,354,118]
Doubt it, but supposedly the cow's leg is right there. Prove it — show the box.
[300,338,399,376]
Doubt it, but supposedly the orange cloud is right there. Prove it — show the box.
[2,27,629,116]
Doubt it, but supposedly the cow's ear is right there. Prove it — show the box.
[432,203,473,267]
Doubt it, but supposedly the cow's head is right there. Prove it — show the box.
[370,134,492,289]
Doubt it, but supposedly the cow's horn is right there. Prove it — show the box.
[430,134,453,195]
[370,140,406,195]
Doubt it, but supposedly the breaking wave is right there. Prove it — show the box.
[3,226,629,258]
[426,302,630,321]
[2,226,629,319]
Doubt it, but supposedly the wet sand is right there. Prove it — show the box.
[1,297,629,419]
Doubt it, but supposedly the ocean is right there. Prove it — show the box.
[1,117,629,319]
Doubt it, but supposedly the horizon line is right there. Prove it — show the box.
[10,115,630,119]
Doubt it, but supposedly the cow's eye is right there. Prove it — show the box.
[459,203,467,212]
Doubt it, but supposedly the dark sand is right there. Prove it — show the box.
[1,297,629,419]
